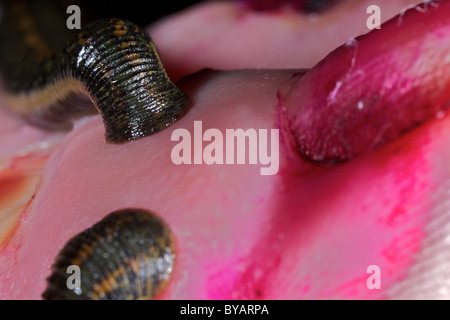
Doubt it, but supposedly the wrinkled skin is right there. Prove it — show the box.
[2,0,450,299]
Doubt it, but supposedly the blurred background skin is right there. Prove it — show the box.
[3,0,447,300]
[150,0,425,78]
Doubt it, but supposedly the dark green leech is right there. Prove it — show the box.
[0,2,189,143]
[42,209,175,300]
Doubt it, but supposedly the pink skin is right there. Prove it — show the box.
[1,0,448,299]
[151,0,422,79]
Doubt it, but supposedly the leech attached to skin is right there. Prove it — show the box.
[42,209,176,300]
[282,0,450,164]
[0,12,190,143]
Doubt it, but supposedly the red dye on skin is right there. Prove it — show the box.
[0,154,48,207]
[0,173,27,206]
[382,228,423,266]
[0,153,48,247]
[231,254,283,299]
[239,0,341,13]
[0,195,34,251]
[240,0,286,11]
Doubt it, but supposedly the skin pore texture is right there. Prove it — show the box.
[3,0,450,299]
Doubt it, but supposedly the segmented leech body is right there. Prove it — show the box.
[42,209,176,300]
[0,1,181,300]
[0,1,190,143]
[0,1,182,300]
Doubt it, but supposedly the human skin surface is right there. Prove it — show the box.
[3,0,450,300]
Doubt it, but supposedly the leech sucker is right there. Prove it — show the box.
[42,208,176,300]
[281,1,450,164]
[0,11,190,143]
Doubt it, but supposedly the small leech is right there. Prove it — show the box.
[0,13,190,143]
[42,208,176,300]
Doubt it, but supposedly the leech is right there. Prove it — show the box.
[42,209,175,300]
[282,0,450,164]
[0,14,190,143]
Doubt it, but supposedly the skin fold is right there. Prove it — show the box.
[3,0,450,300]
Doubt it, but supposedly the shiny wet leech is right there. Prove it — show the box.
[42,209,175,300]
[0,0,190,143]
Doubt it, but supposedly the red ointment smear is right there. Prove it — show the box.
[281,1,450,164]
[239,0,342,13]
[0,154,48,246]
[0,173,26,205]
